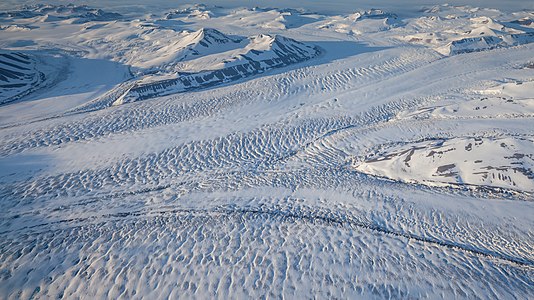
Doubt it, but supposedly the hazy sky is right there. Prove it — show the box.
[1,0,532,16]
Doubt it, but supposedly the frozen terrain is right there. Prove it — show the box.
[0,2,533,299]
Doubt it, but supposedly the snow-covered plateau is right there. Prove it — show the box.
[0,2,533,299]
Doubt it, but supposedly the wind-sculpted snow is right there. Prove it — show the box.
[0,3,533,299]
[0,47,436,155]
[1,201,532,299]
[0,117,358,202]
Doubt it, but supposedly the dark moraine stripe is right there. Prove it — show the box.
[0,67,26,79]
[0,58,31,71]
[0,53,30,65]
[0,83,28,88]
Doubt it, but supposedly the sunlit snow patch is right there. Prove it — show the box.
[354,137,534,192]
[318,9,400,34]
[397,5,534,55]
[398,80,534,120]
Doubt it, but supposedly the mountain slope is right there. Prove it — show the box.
[118,34,320,103]
[0,51,43,104]
[143,28,244,70]
[355,137,534,192]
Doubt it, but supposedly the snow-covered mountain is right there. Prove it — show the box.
[396,7,534,55]
[133,28,245,72]
[119,33,320,103]
[318,9,401,34]
[0,4,122,23]
[355,137,534,192]
[164,4,217,20]
[64,25,246,75]
[437,32,534,55]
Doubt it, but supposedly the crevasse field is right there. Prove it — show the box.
[0,1,533,299]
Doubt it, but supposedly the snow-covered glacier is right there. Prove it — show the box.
[0,2,533,299]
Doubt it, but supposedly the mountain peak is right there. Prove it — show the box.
[193,28,242,46]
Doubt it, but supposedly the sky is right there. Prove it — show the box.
[0,0,532,16]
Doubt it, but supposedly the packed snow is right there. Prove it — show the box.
[0,2,533,299]
[355,137,534,192]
